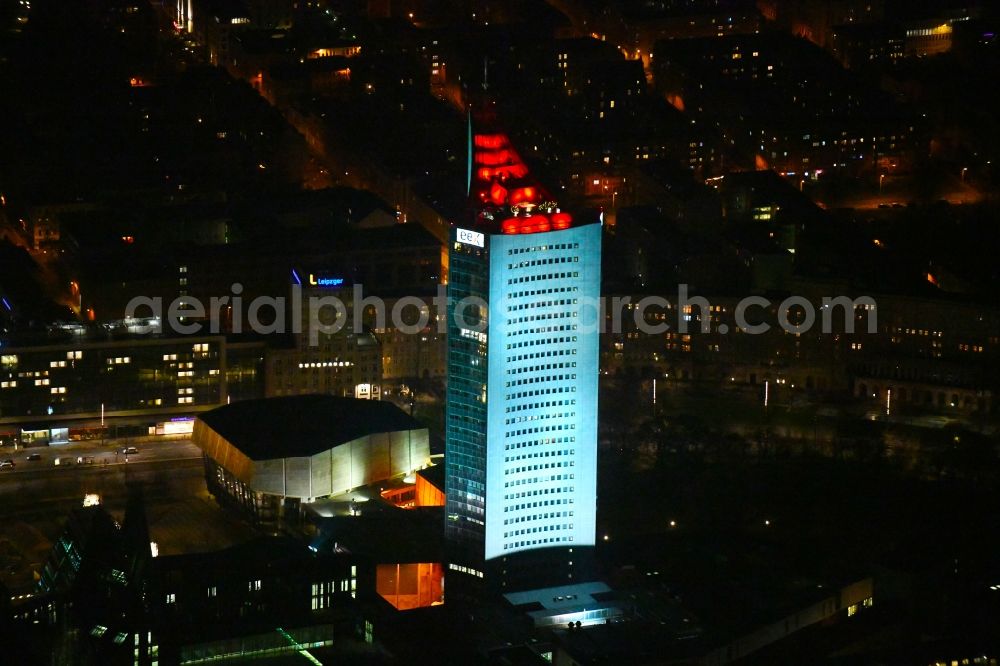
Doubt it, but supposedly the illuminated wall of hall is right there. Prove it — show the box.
[193,422,430,500]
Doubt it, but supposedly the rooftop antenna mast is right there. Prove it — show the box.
[466,107,472,197]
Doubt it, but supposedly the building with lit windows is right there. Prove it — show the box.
[652,33,919,178]
[265,278,383,399]
[445,102,602,593]
[23,495,371,665]
[0,335,250,427]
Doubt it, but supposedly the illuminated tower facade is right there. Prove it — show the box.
[445,104,601,593]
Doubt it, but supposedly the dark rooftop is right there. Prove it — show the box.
[198,395,424,459]
[314,507,444,563]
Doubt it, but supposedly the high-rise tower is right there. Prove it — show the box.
[445,102,601,594]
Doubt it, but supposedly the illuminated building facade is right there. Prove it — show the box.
[29,500,367,665]
[194,396,430,525]
[265,278,382,399]
[0,336,237,422]
[446,105,601,592]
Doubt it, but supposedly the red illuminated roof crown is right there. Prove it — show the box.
[467,99,572,235]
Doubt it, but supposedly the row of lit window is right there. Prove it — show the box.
[504,485,574,501]
[504,535,574,549]
[507,360,577,376]
[507,373,576,387]
[507,399,578,414]
[506,422,576,438]
[506,473,575,488]
[503,523,573,548]
[508,243,579,256]
[448,563,484,578]
[89,625,129,644]
[507,385,577,401]
[501,310,577,326]
[506,497,573,513]
[296,361,353,369]
[506,291,578,308]
[507,448,575,462]
[891,328,943,337]
[311,575,357,609]
[509,271,580,286]
[506,349,578,364]
[506,335,578,351]
[505,460,575,476]
[507,324,579,337]
[905,27,951,37]
[506,510,573,526]
[846,596,875,617]
[507,256,578,271]
[506,409,577,425]
[506,290,577,302]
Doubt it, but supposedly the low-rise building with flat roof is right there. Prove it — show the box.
[193,395,431,524]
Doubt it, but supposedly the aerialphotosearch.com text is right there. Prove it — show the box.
[124,284,877,345]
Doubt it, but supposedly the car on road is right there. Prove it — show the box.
[53,457,74,466]
[76,456,95,464]
[0,460,15,470]
[25,453,42,461]
[122,446,138,455]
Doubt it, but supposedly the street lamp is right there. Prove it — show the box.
[961,167,968,182]
[879,174,885,192]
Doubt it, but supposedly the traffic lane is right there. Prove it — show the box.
[0,457,205,509]
[0,438,201,472]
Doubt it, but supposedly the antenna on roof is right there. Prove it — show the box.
[466,108,473,197]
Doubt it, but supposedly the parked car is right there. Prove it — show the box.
[0,460,15,470]
[53,457,74,466]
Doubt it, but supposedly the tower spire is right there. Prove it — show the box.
[466,108,473,197]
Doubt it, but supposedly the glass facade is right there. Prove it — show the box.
[445,233,490,574]
[446,222,601,582]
